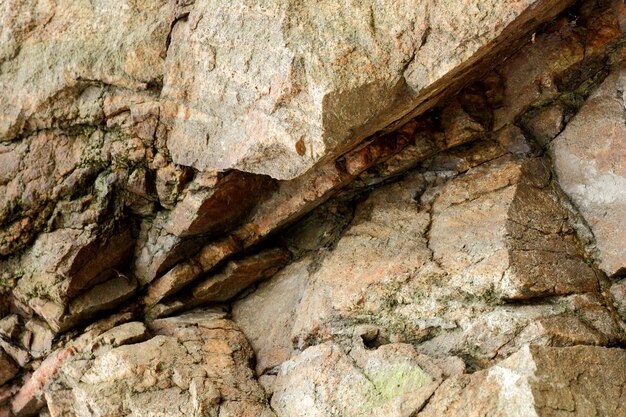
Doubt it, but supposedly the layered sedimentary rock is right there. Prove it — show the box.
[1,0,626,416]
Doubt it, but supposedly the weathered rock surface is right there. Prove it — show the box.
[551,65,626,276]
[0,0,174,141]
[0,351,18,386]
[163,0,573,179]
[419,345,626,417]
[233,258,311,374]
[191,247,291,303]
[286,156,599,354]
[18,310,274,417]
[1,1,625,416]
[272,342,444,417]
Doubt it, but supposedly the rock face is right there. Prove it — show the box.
[551,66,626,276]
[1,0,626,416]
[420,345,626,417]
[272,342,445,417]
[163,0,573,179]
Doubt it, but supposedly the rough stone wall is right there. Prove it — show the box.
[0,0,625,416]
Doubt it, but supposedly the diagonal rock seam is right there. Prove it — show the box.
[0,0,625,416]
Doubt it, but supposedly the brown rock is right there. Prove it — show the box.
[441,99,487,147]
[144,261,203,307]
[144,236,241,306]
[164,171,275,238]
[419,345,626,417]
[232,257,311,374]
[30,273,138,334]
[0,349,19,386]
[0,0,175,141]
[65,274,137,330]
[237,161,354,247]
[343,130,413,176]
[551,66,626,276]
[132,214,199,285]
[0,380,20,406]
[15,225,135,322]
[64,228,136,298]
[196,236,242,271]
[521,103,565,146]
[192,248,291,303]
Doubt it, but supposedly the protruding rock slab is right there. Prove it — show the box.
[144,236,242,306]
[419,345,626,417]
[290,156,598,350]
[164,171,275,238]
[29,273,137,333]
[164,0,574,179]
[551,66,626,276]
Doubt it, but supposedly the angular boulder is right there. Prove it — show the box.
[551,66,626,276]
[39,310,275,417]
[163,0,573,179]
[419,345,626,417]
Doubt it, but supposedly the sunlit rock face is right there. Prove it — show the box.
[162,0,573,179]
[1,0,626,416]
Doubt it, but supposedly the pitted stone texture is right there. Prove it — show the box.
[163,0,572,179]
[42,310,274,417]
[418,345,626,417]
[272,342,444,417]
[551,66,626,276]
[278,155,607,369]
[0,0,174,141]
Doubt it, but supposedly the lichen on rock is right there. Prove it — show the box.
[1,0,625,416]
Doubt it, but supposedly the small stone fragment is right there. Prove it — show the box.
[192,248,291,303]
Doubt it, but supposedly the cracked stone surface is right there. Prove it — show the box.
[1,1,625,416]
[35,310,275,417]
[419,345,626,417]
[551,65,626,276]
[162,0,573,179]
